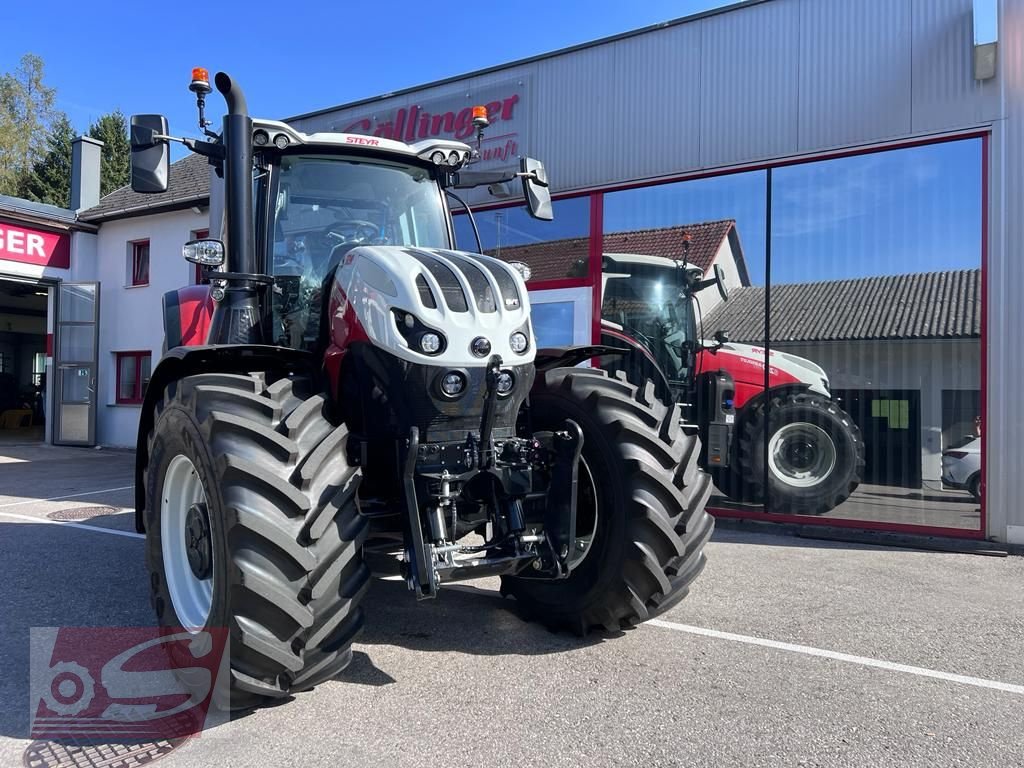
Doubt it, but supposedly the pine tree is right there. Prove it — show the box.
[0,53,58,196]
[20,114,75,208]
[89,110,130,196]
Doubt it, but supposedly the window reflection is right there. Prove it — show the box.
[453,197,590,281]
[753,139,982,527]
[592,139,983,531]
[600,172,768,510]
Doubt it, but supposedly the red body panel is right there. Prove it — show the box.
[323,278,370,393]
[171,285,215,347]
[697,347,800,409]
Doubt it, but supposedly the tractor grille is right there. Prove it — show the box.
[406,250,468,312]
[415,275,437,309]
[441,253,498,313]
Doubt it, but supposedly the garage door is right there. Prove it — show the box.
[833,389,922,489]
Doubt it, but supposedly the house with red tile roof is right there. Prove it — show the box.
[488,219,750,315]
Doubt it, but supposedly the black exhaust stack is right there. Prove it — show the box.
[214,72,256,277]
[207,72,267,345]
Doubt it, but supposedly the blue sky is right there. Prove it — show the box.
[3,0,732,137]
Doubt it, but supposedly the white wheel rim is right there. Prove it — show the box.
[161,454,213,633]
[767,422,837,489]
[567,457,599,569]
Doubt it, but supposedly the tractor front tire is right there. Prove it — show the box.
[143,373,369,710]
[502,368,714,633]
[736,391,865,515]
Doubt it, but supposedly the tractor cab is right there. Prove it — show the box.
[599,252,728,406]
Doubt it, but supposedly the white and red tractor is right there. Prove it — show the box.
[125,70,715,708]
[597,252,865,515]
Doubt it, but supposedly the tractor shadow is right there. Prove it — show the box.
[344,576,607,676]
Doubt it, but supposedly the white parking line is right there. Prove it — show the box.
[0,510,143,539]
[0,484,134,509]
[648,618,1024,695]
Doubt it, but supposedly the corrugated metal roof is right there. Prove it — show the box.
[491,220,739,282]
[78,153,210,222]
[702,269,981,342]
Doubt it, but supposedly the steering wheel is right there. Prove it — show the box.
[323,220,382,247]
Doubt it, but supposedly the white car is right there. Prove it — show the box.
[941,437,982,501]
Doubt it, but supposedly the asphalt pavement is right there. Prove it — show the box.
[1,444,1021,767]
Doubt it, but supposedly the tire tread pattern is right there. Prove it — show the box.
[144,373,367,707]
[506,367,714,633]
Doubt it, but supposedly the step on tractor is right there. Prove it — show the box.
[128,69,714,708]
[598,253,865,515]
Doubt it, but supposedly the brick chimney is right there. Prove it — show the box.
[70,135,104,212]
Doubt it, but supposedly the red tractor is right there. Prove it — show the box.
[598,252,865,515]
[127,70,713,708]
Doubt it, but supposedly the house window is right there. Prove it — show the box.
[192,229,210,284]
[116,351,151,404]
[130,240,150,286]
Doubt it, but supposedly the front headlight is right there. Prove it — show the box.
[420,333,442,354]
[496,371,515,395]
[440,371,466,397]
[393,309,446,356]
[510,332,529,354]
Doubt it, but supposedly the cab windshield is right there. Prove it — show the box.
[602,272,697,382]
[269,155,449,348]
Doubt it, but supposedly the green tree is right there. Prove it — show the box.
[20,113,75,207]
[0,53,58,196]
[89,110,130,196]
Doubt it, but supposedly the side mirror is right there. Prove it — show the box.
[520,157,553,221]
[183,239,225,267]
[714,263,729,302]
[130,114,170,193]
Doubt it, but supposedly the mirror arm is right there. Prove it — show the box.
[151,134,225,161]
[452,168,545,190]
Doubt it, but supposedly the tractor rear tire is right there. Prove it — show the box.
[143,373,369,710]
[502,368,714,634]
[736,391,865,515]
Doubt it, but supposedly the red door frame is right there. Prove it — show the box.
[464,129,990,540]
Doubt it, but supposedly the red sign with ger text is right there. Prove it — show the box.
[0,221,70,269]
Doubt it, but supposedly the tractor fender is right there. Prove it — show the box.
[534,344,628,372]
[133,344,313,532]
[597,328,676,403]
[163,286,215,349]
[732,383,813,432]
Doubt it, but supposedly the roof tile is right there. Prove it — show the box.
[489,220,740,282]
[703,269,981,342]
[79,153,211,222]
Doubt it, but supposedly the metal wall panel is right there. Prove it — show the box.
[291,0,1001,191]
[700,0,800,167]
[528,43,626,192]
[798,0,913,151]
[600,25,703,185]
[988,0,1023,544]
[911,0,1001,132]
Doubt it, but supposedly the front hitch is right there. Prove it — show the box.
[543,420,583,577]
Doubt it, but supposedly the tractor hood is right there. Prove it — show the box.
[700,342,831,397]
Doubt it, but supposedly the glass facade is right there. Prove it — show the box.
[453,196,590,284]
[467,136,983,534]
